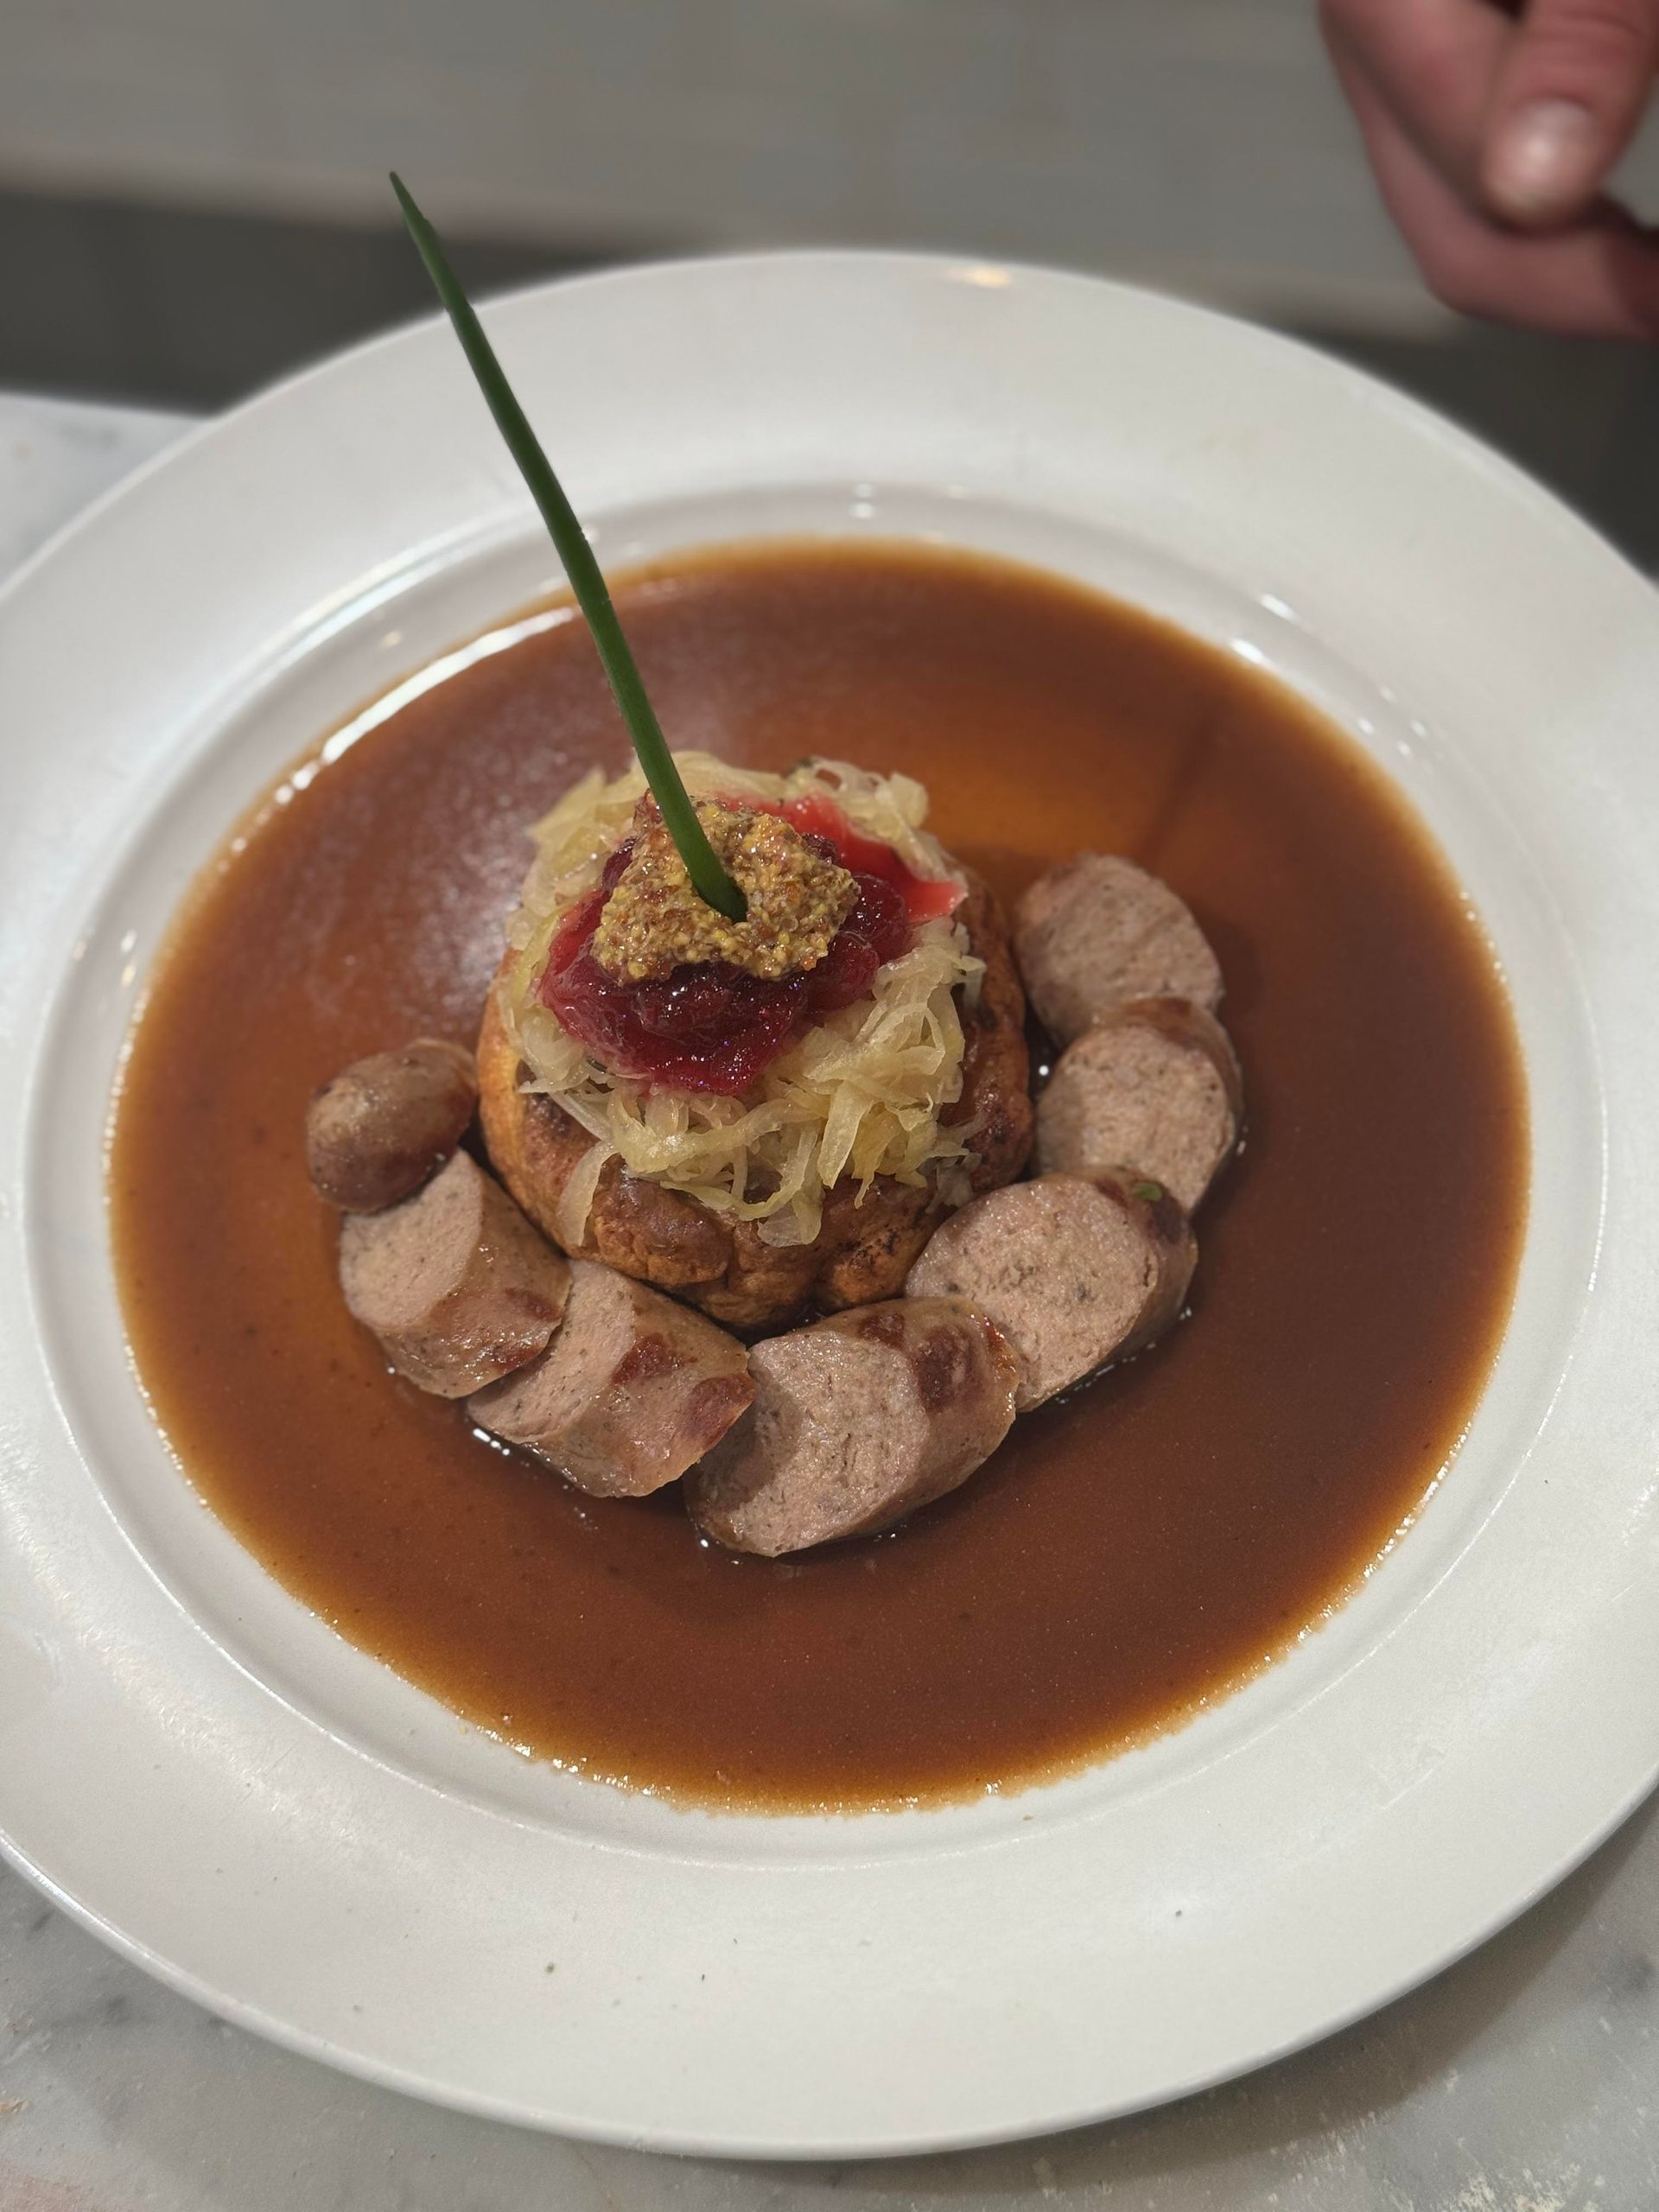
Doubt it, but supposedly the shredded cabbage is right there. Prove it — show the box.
[498,754,982,1247]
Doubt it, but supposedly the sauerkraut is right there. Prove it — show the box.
[498,754,983,1247]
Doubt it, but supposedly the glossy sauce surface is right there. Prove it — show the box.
[111,542,1528,1809]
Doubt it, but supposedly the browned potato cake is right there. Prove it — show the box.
[477,876,1031,1332]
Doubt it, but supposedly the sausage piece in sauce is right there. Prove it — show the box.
[686,1297,1018,1555]
[469,1260,753,1497]
[1014,855,1221,1046]
[1036,996,1243,1211]
[339,1148,569,1396]
[306,1038,478,1211]
[906,1172,1196,1410]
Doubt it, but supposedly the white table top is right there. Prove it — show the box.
[2,389,1655,2212]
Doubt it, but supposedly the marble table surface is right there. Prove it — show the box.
[1,388,1656,2212]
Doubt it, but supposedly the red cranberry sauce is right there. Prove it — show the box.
[537,794,963,1096]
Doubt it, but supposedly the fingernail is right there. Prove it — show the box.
[1487,99,1601,219]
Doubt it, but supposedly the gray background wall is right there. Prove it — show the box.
[0,0,1536,327]
[6,0,1659,563]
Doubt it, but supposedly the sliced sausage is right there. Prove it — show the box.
[306,1038,479,1211]
[339,1149,569,1397]
[468,1261,753,1497]
[686,1298,1018,1556]
[1013,855,1222,1046]
[1036,997,1243,1211]
[905,1173,1195,1410]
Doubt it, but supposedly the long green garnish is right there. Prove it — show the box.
[391,174,746,921]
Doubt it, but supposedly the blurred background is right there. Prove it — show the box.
[6,0,1659,561]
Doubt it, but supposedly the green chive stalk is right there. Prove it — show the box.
[391,174,746,921]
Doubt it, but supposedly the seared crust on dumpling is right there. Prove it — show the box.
[946,876,1034,1196]
[477,873,1032,1333]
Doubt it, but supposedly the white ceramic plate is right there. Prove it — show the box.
[2,252,1657,2158]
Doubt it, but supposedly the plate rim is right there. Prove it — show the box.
[2,246,1657,2157]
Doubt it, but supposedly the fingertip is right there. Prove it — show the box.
[1483,97,1606,225]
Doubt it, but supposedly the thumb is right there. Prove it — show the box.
[1482,0,1659,226]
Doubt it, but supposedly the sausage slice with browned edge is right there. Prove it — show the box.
[339,1149,569,1396]
[306,1037,479,1211]
[469,1260,753,1497]
[1014,855,1222,1046]
[1036,996,1243,1211]
[686,1298,1019,1556]
[906,1173,1196,1410]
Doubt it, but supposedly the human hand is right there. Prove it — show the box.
[1320,0,1659,335]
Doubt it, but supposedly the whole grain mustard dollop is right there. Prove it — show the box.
[590,801,858,982]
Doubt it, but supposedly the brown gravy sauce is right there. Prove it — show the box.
[110,541,1528,1811]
